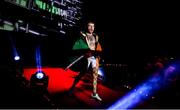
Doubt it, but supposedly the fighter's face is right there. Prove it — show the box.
[87,23,95,34]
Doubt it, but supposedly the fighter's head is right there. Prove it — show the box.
[87,21,95,34]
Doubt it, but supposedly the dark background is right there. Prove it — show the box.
[0,1,180,108]
[82,1,179,59]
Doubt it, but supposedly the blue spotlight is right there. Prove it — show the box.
[14,55,20,61]
[98,67,105,81]
[9,36,20,61]
[12,45,20,61]
[108,75,161,109]
[107,64,177,110]
[36,71,44,79]
[30,71,49,92]
[35,46,42,71]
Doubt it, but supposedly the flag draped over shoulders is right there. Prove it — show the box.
[72,35,89,50]
[72,31,102,52]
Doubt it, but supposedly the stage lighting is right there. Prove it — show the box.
[14,55,20,61]
[36,71,44,79]
[98,67,105,81]
[30,71,49,93]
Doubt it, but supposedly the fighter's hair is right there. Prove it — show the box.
[87,20,95,26]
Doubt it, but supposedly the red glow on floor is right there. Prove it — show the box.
[23,67,125,107]
[23,67,79,94]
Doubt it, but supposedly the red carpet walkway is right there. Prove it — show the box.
[23,67,127,108]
